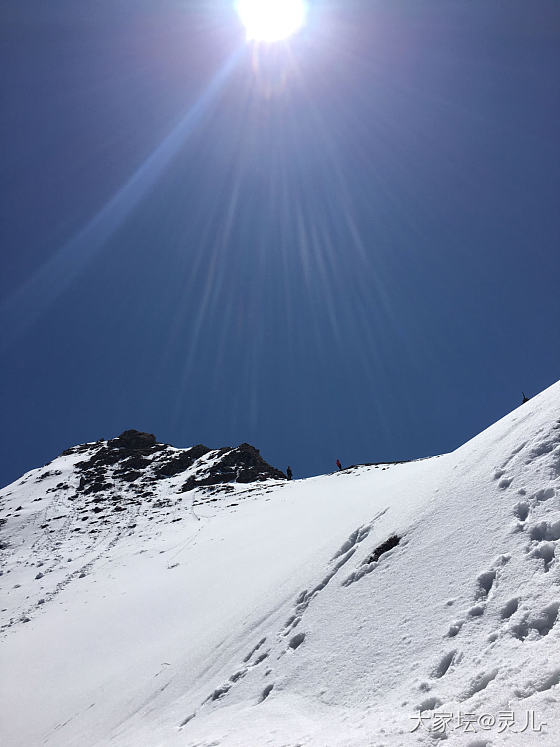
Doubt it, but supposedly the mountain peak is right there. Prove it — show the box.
[2,382,560,746]
[56,431,288,502]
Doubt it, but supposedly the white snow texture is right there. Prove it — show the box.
[1,381,560,746]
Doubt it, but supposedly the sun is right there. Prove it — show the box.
[236,0,307,43]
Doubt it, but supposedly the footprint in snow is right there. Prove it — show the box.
[446,620,464,638]
[460,668,498,700]
[431,649,459,679]
[513,667,560,699]
[528,519,560,542]
[259,683,274,702]
[513,501,530,521]
[242,636,266,663]
[415,695,442,712]
[475,570,496,601]
[288,632,306,651]
[533,486,555,503]
[529,542,556,571]
[509,601,559,640]
[500,597,519,620]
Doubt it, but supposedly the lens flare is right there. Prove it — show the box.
[236,0,307,43]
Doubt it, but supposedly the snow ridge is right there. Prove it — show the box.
[1,382,559,746]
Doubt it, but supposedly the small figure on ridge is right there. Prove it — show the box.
[336,459,342,471]
[522,392,529,404]
[286,466,293,481]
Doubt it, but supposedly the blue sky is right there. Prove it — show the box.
[1,0,559,487]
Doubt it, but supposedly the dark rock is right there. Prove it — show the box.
[51,432,286,512]
[61,439,104,457]
[77,447,125,471]
[78,475,111,495]
[365,535,401,564]
[111,430,156,450]
[153,498,172,509]
[36,470,62,482]
[74,431,165,496]
[115,454,151,472]
[154,444,210,479]
[180,443,286,492]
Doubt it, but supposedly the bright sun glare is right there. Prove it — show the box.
[236,0,307,43]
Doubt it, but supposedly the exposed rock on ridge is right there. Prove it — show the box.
[63,430,286,499]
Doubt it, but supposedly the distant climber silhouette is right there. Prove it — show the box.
[336,459,342,471]
[286,466,292,481]
[522,392,529,404]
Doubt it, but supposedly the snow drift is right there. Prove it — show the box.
[1,381,560,746]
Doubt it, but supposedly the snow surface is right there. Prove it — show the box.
[1,381,560,746]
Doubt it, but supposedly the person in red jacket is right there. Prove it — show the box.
[336,459,342,471]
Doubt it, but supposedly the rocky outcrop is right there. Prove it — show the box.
[74,431,165,485]
[64,431,285,499]
[181,443,286,492]
[110,430,157,450]
[153,445,211,479]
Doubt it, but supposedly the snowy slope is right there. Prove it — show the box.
[1,382,560,746]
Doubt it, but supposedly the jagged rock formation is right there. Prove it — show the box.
[180,442,286,491]
[0,431,287,565]
[64,430,285,498]
[64,430,286,495]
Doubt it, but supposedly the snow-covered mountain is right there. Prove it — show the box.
[1,382,560,746]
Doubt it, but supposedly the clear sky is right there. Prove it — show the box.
[1,0,559,488]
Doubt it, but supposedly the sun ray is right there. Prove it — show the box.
[236,0,307,43]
